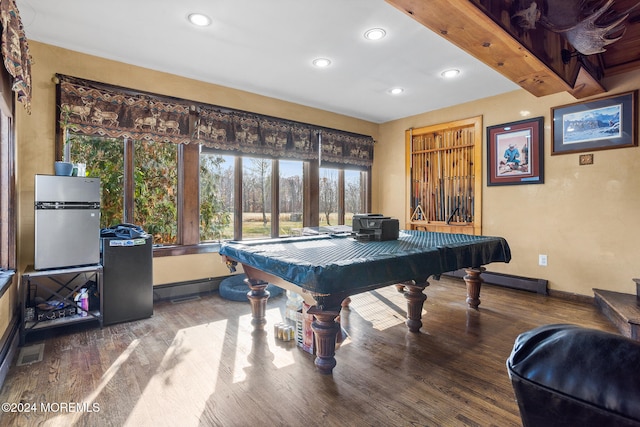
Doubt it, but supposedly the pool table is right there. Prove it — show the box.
[219,229,511,374]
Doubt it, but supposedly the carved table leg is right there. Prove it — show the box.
[307,307,341,375]
[403,280,428,333]
[463,267,485,309]
[245,277,270,330]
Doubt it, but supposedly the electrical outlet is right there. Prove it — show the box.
[539,254,548,266]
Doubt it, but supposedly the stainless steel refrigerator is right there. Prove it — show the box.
[34,175,101,270]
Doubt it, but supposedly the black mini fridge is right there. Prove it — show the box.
[101,235,153,325]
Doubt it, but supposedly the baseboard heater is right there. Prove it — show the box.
[0,317,20,391]
[153,277,224,302]
[443,269,548,295]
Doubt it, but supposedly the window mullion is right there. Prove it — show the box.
[338,170,345,225]
[123,137,135,223]
[179,143,200,245]
[303,161,319,227]
[271,159,279,237]
[234,156,242,240]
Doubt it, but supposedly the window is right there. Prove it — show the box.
[319,168,339,226]
[344,169,365,225]
[242,157,272,239]
[279,160,303,236]
[133,140,178,243]
[72,136,369,250]
[199,150,234,242]
[72,135,124,228]
[71,134,178,244]
[56,75,373,250]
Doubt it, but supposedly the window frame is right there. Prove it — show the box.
[71,139,371,257]
[0,66,16,295]
[0,108,15,271]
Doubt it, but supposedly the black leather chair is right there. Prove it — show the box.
[507,324,640,427]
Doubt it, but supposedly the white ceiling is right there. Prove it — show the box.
[16,0,519,124]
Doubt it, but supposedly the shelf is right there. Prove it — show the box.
[20,265,103,345]
[25,310,101,330]
[22,264,101,278]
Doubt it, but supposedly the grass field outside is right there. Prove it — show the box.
[216,212,354,239]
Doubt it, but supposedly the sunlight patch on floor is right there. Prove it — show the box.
[42,339,141,427]
[232,308,296,383]
[349,288,413,331]
[123,320,227,426]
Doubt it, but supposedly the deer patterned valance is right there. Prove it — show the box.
[319,129,373,168]
[57,75,192,144]
[194,105,319,162]
[1,0,32,113]
[56,74,374,168]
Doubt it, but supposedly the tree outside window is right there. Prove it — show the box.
[133,140,178,244]
[319,168,338,226]
[71,136,369,247]
[242,157,272,239]
[344,169,364,225]
[71,134,178,244]
[279,160,303,236]
[70,135,123,228]
[200,151,233,242]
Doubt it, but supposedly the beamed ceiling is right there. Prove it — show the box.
[387,0,640,100]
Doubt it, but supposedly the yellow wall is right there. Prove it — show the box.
[15,42,379,286]
[13,41,640,298]
[152,254,239,286]
[0,278,17,340]
[374,70,640,296]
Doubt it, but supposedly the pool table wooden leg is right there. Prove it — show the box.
[463,267,486,309]
[307,307,341,375]
[404,280,428,332]
[244,277,270,330]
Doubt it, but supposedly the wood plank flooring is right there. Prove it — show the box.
[0,276,617,427]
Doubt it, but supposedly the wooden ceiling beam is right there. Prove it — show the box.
[386,0,605,99]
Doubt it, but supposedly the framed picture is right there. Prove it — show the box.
[551,90,637,155]
[487,117,544,186]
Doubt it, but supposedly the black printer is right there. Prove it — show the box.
[351,213,399,241]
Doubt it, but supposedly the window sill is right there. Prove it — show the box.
[152,243,221,257]
[0,270,15,299]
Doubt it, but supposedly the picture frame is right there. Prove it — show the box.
[551,90,637,155]
[487,116,544,186]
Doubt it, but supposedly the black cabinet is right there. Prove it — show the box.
[101,236,153,326]
[20,265,103,344]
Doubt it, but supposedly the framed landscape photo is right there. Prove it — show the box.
[487,116,544,186]
[551,90,637,155]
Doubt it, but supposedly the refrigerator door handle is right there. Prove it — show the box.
[35,202,101,210]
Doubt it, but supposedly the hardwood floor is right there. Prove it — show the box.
[0,276,617,426]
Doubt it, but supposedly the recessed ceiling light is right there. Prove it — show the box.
[312,58,332,68]
[441,69,460,79]
[364,28,386,41]
[188,13,211,27]
[388,87,404,95]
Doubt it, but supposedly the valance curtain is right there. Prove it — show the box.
[193,104,318,162]
[57,75,192,144]
[57,74,374,168]
[318,129,373,168]
[0,0,32,113]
